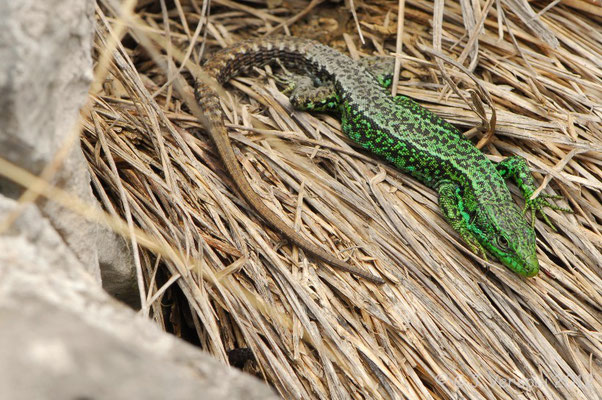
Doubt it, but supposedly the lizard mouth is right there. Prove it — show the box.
[521,254,540,277]
[496,249,539,277]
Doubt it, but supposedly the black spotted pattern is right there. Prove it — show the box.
[200,36,552,277]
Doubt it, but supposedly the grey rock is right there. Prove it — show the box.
[0,0,137,297]
[97,228,141,309]
[0,2,274,398]
[0,197,277,400]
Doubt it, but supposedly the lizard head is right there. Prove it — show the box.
[473,203,539,277]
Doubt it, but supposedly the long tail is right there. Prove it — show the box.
[195,39,384,284]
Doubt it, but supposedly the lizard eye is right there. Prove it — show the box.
[498,236,509,250]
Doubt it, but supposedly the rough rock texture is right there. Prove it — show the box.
[97,228,141,308]
[0,198,277,400]
[0,0,137,300]
[0,1,276,398]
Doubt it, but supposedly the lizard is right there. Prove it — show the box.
[194,35,571,283]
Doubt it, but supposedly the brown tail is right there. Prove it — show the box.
[195,80,384,284]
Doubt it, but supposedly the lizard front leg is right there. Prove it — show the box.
[495,156,572,229]
[437,181,486,258]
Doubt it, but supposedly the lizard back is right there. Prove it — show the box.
[196,36,546,280]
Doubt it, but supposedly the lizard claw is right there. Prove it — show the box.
[272,74,297,95]
[263,64,300,95]
[474,243,488,261]
[461,231,488,260]
[280,80,296,96]
[523,193,572,230]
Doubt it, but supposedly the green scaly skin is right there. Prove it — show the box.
[200,36,571,278]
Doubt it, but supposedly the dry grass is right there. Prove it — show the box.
[85,0,601,398]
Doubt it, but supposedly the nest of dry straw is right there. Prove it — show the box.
[86,0,601,398]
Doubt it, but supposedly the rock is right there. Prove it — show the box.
[97,228,141,308]
[0,2,275,398]
[0,0,137,297]
[0,197,277,400]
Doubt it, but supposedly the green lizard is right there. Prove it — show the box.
[195,36,571,282]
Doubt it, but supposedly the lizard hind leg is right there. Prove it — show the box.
[495,156,572,229]
[284,74,341,113]
[286,56,396,111]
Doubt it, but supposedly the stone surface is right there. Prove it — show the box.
[0,0,137,296]
[0,197,277,400]
[97,228,141,308]
[0,0,93,175]
[0,2,274,398]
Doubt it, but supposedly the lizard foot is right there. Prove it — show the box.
[460,230,488,260]
[523,193,573,230]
